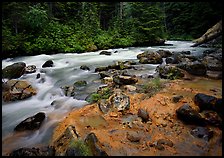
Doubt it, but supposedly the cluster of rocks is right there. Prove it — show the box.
[176,93,222,141]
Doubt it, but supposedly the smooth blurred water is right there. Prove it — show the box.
[1,40,212,155]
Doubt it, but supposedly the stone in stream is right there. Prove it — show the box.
[25,65,37,74]
[190,127,214,141]
[80,65,90,71]
[156,50,173,58]
[99,51,111,56]
[156,65,184,80]
[2,62,26,79]
[137,51,163,64]
[176,104,206,126]
[42,60,54,68]
[14,112,46,131]
[113,75,138,85]
[2,79,37,102]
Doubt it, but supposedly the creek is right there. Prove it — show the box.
[2,40,212,155]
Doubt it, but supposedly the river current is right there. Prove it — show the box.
[2,40,212,155]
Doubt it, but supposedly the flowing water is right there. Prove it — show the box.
[1,40,213,155]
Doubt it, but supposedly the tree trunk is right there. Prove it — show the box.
[191,20,222,47]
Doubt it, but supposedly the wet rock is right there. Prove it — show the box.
[2,62,26,79]
[73,80,87,87]
[126,131,142,142]
[190,127,214,141]
[124,85,137,92]
[137,109,149,123]
[113,75,138,85]
[95,66,109,72]
[25,65,36,74]
[165,57,175,64]
[194,93,217,112]
[214,98,222,117]
[36,73,41,79]
[156,65,184,80]
[202,56,222,71]
[14,112,46,131]
[201,111,222,128]
[61,85,76,97]
[177,60,206,76]
[99,51,111,56]
[9,146,55,156]
[2,80,37,102]
[157,50,173,58]
[206,70,222,79]
[172,95,183,103]
[84,133,108,156]
[109,90,130,112]
[176,104,206,126]
[53,125,79,156]
[137,51,163,64]
[42,60,54,68]
[80,65,90,71]
[98,99,112,114]
[99,71,111,79]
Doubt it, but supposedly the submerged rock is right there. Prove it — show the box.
[190,127,214,141]
[99,51,111,56]
[2,62,26,79]
[176,104,205,126]
[14,112,46,131]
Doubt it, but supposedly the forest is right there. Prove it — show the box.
[2,2,222,58]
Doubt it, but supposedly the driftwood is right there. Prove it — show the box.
[191,20,222,47]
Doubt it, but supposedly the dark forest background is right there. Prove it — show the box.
[2,2,222,58]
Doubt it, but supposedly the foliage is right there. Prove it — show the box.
[69,139,92,156]
[86,87,113,103]
[139,77,166,96]
[2,2,222,58]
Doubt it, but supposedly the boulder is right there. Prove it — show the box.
[2,62,26,79]
[42,60,54,68]
[25,65,37,74]
[177,61,206,76]
[113,75,138,85]
[84,133,108,156]
[137,51,163,64]
[108,90,130,112]
[194,93,217,112]
[14,112,46,131]
[2,80,37,102]
[202,56,222,71]
[176,104,206,126]
[156,65,184,80]
[156,50,173,58]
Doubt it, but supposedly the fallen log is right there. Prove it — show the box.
[191,20,222,47]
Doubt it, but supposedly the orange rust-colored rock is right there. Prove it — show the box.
[52,77,222,156]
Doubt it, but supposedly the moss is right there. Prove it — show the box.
[69,139,92,156]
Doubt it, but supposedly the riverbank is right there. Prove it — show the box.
[51,76,222,156]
